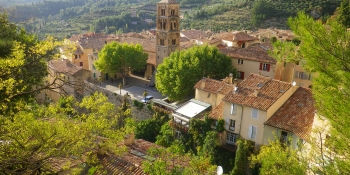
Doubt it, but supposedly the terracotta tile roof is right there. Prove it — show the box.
[194,78,235,95]
[48,59,84,76]
[223,74,292,110]
[215,31,258,42]
[96,155,146,175]
[265,87,315,140]
[181,30,208,40]
[78,34,109,50]
[73,45,84,55]
[209,102,224,120]
[219,44,276,64]
[180,37,190,42]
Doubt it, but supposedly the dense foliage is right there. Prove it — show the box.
[0,14,60,115]
[156,45,234,101]
[0,93,134,174]
[135,112,169,143]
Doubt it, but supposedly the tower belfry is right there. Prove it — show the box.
[155,0,180,67]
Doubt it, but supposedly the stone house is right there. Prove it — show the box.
[215,31,260,48]
[220,43,277,82]
[46,59,91,102]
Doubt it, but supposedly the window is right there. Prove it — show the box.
[248,125,257,140]
[171,9,175,16]
[173,22,177,30]
[259,63,270,71]
[172,39,176,45]
[242,42,246,48]
[237,71,245,79]
[229,119,235,131]
[251,108,258,119]
[79,62,83,66]
[230,104,235,115]
[238,59,243,64]
[207,93,211,98]
[74,54,80,59]
[160,39,164,46]
[294,71,311,80]
[226,132,236,144]
[161,9,165,16]
[93,73,96,78]
[280,131,288,143]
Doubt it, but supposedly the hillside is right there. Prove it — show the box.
[5,0,342,39]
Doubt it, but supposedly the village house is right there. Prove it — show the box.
[214,31,260,48]
[193,74,236,109]
[219,42,277,81]
[46,59,91,102]
[207,74,298,146]
[263,87,315,148]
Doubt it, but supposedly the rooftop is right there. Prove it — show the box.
[174,99,211,119]
[209,102,224,120]
[265,87,315,140]
[219,43,276,64]
[194,77,235,95]
[223,74,292,111]
[48,59,85,76]
[215,31,258,42]
[181,30,209,40]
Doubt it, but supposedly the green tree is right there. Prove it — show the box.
[287,12,350,174]
[95,42,148,85]
[336,0,350,28]
[231,139,253,175]
[200,131,217,164]
[251,0,275,27]
[0,93,133,174]
[156,121,175,148]
[250,140,307,175]
[156,45,234,101]
[0,14,60,115]
[135,112,169,143]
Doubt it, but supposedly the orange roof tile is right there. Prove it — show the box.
[48,59,85,76]
[223,74,292,110]
[194,78,235,95]
[215,31,258,42]
[219,43,276,64]
[265,87,315,140]
[209,102,224,120]
[181,30,208,40]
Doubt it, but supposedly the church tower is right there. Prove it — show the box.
[156,0,180,67]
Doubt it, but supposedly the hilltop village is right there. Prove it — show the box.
[36,0,322,173]
[2,0,350,174]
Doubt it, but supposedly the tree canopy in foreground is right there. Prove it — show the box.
[265,12,350,174]
[156,45,235,101]
[0,93,133,174]
[0,14,60,115]
[94,42,148,85]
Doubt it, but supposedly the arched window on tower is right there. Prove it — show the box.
[160,39,164,46]
[174,22,177,30]
[161,9,165,16]
[163,22,166,30]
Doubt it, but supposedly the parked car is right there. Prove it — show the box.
[141,96,153,103]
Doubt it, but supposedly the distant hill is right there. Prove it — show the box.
[5,0,342,39]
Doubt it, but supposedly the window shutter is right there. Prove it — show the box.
[248,126,252,139]
[252,126,257,139]
[259,63,262,70]
[230,104,234,114]
[241,72,244,79]
[267,64,270,72]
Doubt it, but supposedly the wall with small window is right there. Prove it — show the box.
[239,106,267,145]
[222,102,243,135]
[231,58,276,81]
[194,89,218,108]
[262,125,300,149]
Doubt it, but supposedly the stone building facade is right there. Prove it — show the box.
[156,0,180,67]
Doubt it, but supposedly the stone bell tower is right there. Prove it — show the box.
[156,0,180,67]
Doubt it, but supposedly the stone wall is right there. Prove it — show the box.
[84,80,153,121]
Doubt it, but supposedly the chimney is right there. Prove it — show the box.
[201,77,206,89]
[252,89,259,97]
[228,73,233,84]
[124,132,135,145]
